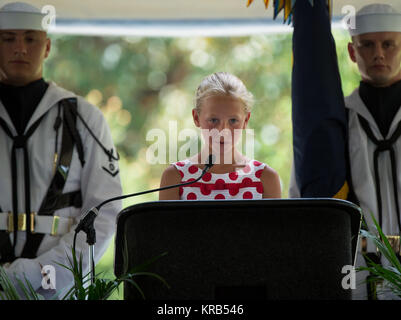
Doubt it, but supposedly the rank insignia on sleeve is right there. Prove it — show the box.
[102,148,119,177]
[102,163,119,177]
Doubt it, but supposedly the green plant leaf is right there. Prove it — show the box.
[53,245,168,300]
[128,251,168,274]
[357,213,401,298]
[0,268,21,300]
[128,271,170,290]
[123,278,146,300]
[15,276,33,300]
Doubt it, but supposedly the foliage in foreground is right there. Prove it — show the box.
[357,214,401,299]
[0,248,168,300]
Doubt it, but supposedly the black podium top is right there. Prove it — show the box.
[114,198,362,300]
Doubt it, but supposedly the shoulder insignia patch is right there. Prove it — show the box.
[102,165,119,177]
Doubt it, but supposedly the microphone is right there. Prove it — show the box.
[74,154,214,285]
[75,154,215,237]
[74,207,99,235]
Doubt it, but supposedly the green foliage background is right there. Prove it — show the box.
[43,28,361,299]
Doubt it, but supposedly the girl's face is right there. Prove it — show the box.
[192,95,250,157]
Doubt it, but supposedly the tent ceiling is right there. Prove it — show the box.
[0,0,400,36]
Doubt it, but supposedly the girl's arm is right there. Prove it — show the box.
[261,166,282,198]
[159,165,182,200]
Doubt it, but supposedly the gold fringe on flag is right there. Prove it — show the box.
[333,181,349,200]
[246,0,332,24]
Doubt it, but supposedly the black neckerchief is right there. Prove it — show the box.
[359,80,401,138]
[358,80,401,233]
[0,79,49,134]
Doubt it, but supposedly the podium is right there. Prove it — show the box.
[114,199,362,300]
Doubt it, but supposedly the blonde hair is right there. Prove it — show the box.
[195,72,254,114]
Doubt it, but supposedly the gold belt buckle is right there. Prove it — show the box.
[386,235,401,255]
[51,216,60,236]
[360,236,368,254]
[7,213,26,232]
[30,212,36,234]
[18,214,26,231]
[7,212,13,232]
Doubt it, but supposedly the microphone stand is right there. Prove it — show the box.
[74,155,215,286]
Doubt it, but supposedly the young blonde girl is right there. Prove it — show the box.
[159,72,281,200]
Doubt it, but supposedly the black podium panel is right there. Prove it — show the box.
[114,199,361,300]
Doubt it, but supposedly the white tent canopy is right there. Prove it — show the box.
[0,0,400,36]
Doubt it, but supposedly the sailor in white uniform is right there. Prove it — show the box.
[0,2,122,299]
[290,3,401,300]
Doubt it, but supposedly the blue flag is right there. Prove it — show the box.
[292,0,349,198]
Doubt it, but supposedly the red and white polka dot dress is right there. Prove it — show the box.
[173,159,266,200]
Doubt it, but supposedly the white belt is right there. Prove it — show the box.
[0,212,73,236]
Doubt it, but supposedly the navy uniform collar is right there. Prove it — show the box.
[0,78,49,135]
[359,79,401,138]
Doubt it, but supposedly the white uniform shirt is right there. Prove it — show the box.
[289,88,401,299]
[0,82,122,299]
[346,88,401,236]
[290,89,401,234]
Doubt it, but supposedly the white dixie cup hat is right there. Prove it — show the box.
[0,2,47,31]
[348,3,401,36]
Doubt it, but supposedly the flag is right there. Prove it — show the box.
[246,0,332,24]
[291,0,349,198]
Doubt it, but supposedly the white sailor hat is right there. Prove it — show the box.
[0,2,46,31]
[349,3,401,36]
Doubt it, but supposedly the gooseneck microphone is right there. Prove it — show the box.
[73,154,215,283]
[75,154,215,234]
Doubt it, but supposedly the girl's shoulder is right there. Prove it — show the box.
[256,161,281,198]
[161,163,182,182]
[239,159,280,184]
[171,158,203,180]
[234,159,267,174]
[247,159,267,169]
[172,159,199,173]
[172,158,193,169]
[249,159,278,177]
